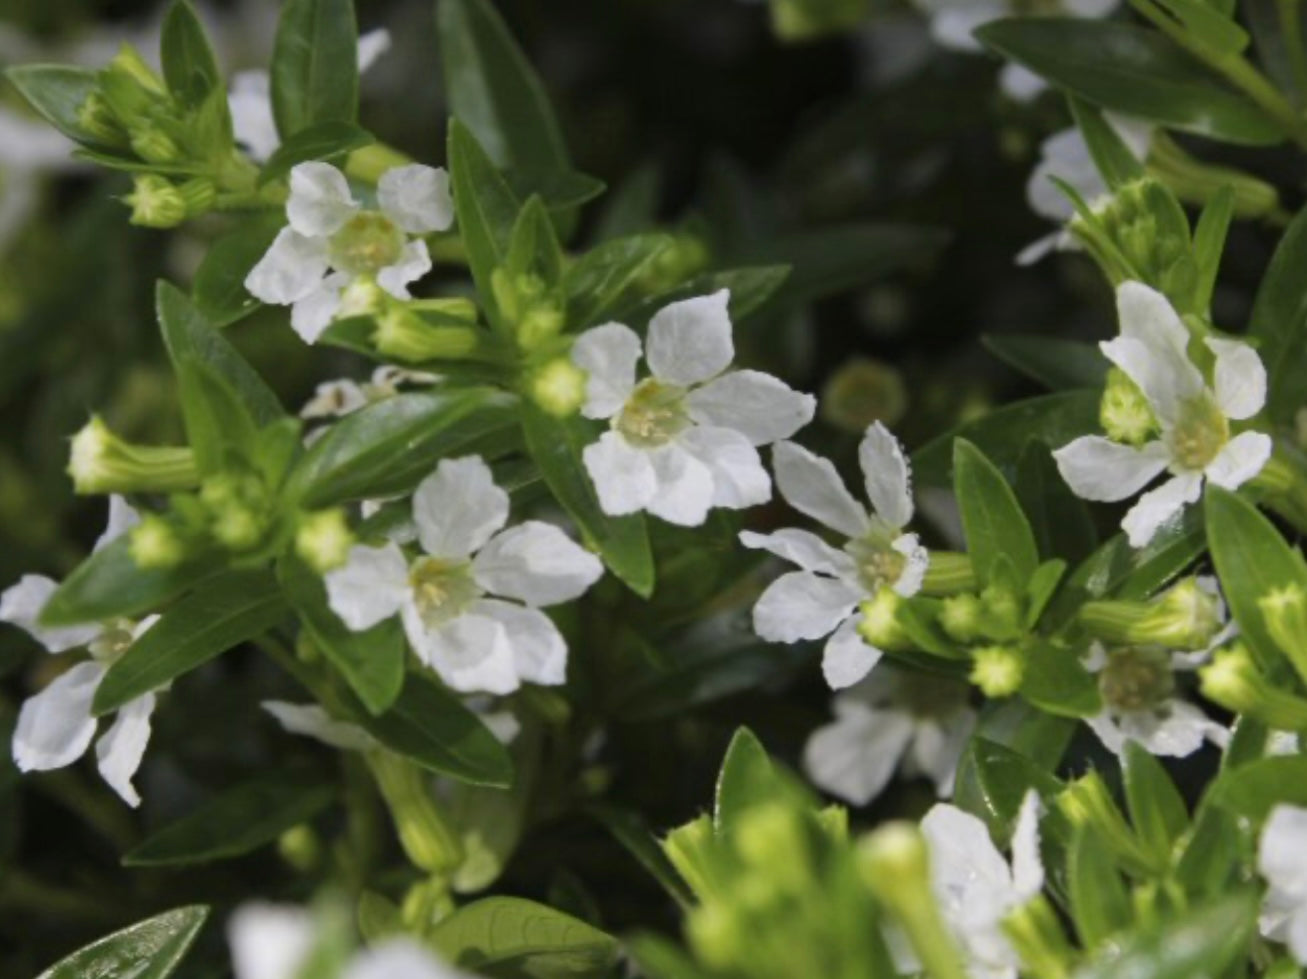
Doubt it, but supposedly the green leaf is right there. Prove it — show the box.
[975,19,1283,146]
[1191,185,1235,315]
[1143,0,1250,58]
[352,671,513,787]
[983,334,1110,392]
[1073,892,1258,979]
[156,282,284,426]
[715,727,787,833]
[520,404,654,596]
[1068,825,1132,950]
[1025,559,1068,629]
[430,897,620,978]
[259,120,373,184]
[1122,741,1189,864]
[913,391,1101,486]
[6,65,121,151]
[436,0,573,200]
[40,537,220,628]
[35,906,208,979]
[1208,754,1307,821]
[953,438,1039,585]
[93,570,289,715]
[160,0,223,109]
[280,557,404,715]
[1068,96,1146,190]
[505,194,565,288]
[1173,804,1242,896]
[289,387,520,507]
[175,357,262,473]
[564,233,673,330]
[1250,202,1307,424]
[1205,486,1307,673]
[192,217,282,326]
[1021,637,1101,718]
[953,736,1065,842]
[448,118,522,332]
[1017,442,1098,567]
[123,776,333,866]
[618,265,792,329]
[271,0,358,138]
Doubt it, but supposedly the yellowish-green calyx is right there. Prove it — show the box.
[1097,646,1174,712]
[409,557,481,628]
[328,211,405,276]
[615,379,691,447]
[1167,393,1229,471]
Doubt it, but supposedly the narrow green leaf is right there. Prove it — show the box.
[953,736,1065,843]
[160,0,223,108]
[430,897,620,978]
[520,404,654,596]
[975,19,1283,146]
[1191,185,1235,315]
[123,776,333,866]
[617,265,792,329]
[280,557,404,715]
[192,217,282,326]
[1020,637,1102,718]
[1017,442,1098,567]
[6,65,120,151]
[35,906,209,979]
[1205,486,1307,673]
[714,727,793,833]
[352,671,513,787]
[1121,741,1189,864]
[565,233,673,330]
[1208,754,1307,821]
[1068,825,1132,949]
[271,0,359,138]
[289,387,520,507]
[983,334,1110,392]
[175,357,263,474]
[1068,96,1145,189]
[953,438,1039,585]
[259,120,373,184]
[1250,202,1307,423]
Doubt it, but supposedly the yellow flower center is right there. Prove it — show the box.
[409,557,480,628]
[328,211,405,276]
[615,379,691,448]
[1167,394,1229,472]
[1098,646,1175,712]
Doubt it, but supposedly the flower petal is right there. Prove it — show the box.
[1108,701,1226,757]
[357,28,393,72]
[1208,337,1267,421]
[261,700,376,751]
[920,802,1013,906]
[347,940,470,979]
[646,289,734,386]
[290,272,347,343]
[245,228,329,305]
[228,903,315,979]
[646,443,716,527]
[286,161,356,236]
[324,543,410,631]
[402,605,519,694]
[1000,62,1046,103]
[1121,472,1203,548]
[858,421,914,528]
[412,456,509,560]
[891,533,929,598]
[473,521,603,607]
[772,440,870,539]
[803,700,914,805]
[228,70,279,163]
[0,575,101,652]
[1053,435,1169,502]
[572,322,642,419]
[474,599,568,687]
[1010,790,1044,900]
[739,528,858,578]
[684,369,815,446]
[378,164,454,234]
[905,707,975,798]
[753,571,862,644]
[1205,430,1272,490]
[822,614,883,690]
[680,424,771,510]
[583,430,657,516]
[377,239,432,299]
[1108,282,1204,423]
[12,661,104,772]
[95,692,155,808]
[1259,805,1307,897]
[94,495,141,553]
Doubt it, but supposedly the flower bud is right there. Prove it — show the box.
[277,824,322,872]
[857,588,911,652]
[108,44,166,96]
[295,509,354,573]
[1100,367,1158,446]
[940,593,984,644]
[1147,131,1281,219]
[1057,771,1154,875]
[970,644,1024,698]
[126,175,187,228]
[1002,896,1075,979]
[76,91,128,148]
[368,753,464,876]
[128,514,187,569]
[1081,578,1222,651]
[68,416,199,494]
[1200,643,1307,731]
[337,279,387,319]
[920,552,977,596]
[1260,584,1307,673]
[527,357,586,417]
[199,472,270,552]
[819,357,907,434]
[129,126,183,165]
[373,308,482,363]
[400,876,455,936]
[979,583,1023,640]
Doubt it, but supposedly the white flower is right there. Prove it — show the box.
[1259,804,1307,963]
[571,290,815,527]
[920,790,1044,979]
[245,160,453,343]
[911,0,1117,100]
[300,365,438,419]
[1054,282,1272,548]
[229,28,392,163]
[229,903,472,979]
[741,422,928,690]
[803,666,975,805]
[0,496,160,807]
[324,456,604,694]
[1018,118,1153,266]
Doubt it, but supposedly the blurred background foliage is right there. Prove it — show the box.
[0,0,1290,973]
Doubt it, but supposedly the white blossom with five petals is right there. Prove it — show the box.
[245,160,453,343]
[571,290,815,526]
[324,456,603,694]
[0,496,160,807]
[1054,281,1272,547]
[741,422,928,690]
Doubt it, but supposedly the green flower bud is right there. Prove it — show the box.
[527,357,586,417]
[68,416,199,494]
[1082,578,1221,651]
[372,308,482,363]
[734,804,812,889]
[128,514,187,569]
[1147,131,1281,219]
[687,902,744,972]
[819,357,907,434]
[517,303,565,350]
[920,552,977,596]
[129,126,183,165]
[199,472,271,552]
[126,175,186,228]
[400,876,455,936]
[277,824,322,872]
[1100,367,1158,446]
[770,0,871,41]
[368,753,464,876]
[108,44,166,96]
[940,593,984,644]
[1057,771,1154,875]
[1002,896,1075,979]
[296,509,354,573]
[1260,584,1307,673]
[76,91,128,148]
[970,644,1024,698]
[979,583,1023,640]
[1200,643,1307,731]
[857,588,911,652]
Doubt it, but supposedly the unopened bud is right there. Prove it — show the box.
[295,509,354,573]
[1147,131,1281,219]
[126,175,186,228]
[277,824,321,872]
[970,644,1024,697]
[128,514,187,569]
[979,583,1023,640]
[819,357,908,434]
[527,357,585,417]
[940,593,984,644]
[368,753,463,876]
[373,308,482,364]
[129,126,183,165]
[857,588,911,652]
[68,416,198,494]
[1101,367,1158,446]
[1135,577,1223,649]
[76,91,128,148]
[1200,643,1307,731]
[108,44,166,95]
[1260,584,1307,675]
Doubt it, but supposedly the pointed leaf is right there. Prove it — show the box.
[271,0,359,137]
[35,906,208,979]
